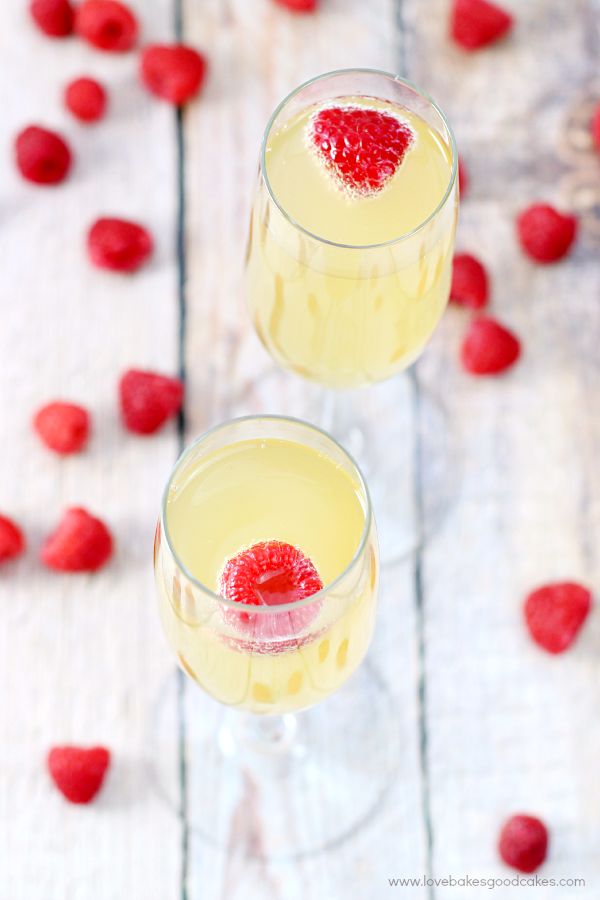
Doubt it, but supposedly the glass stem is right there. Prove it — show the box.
[219,711,298,757]
[318,389,367,465]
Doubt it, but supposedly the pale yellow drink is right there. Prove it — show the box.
[155,435,377,715]
[246,96,457,388]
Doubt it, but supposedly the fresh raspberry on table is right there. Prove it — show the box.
[458,155,468,196]
[0,516,25,564]
[524,582,592,654]
[41,508,113,572]
[499,815,548,873]
[30,0,74,37]
[140,45,208,105]
[450,253,489,309]
[47,746,111,804]
[273,0,318,11]
[450,0,513,50]
[33,402,90,455]
[87,218,153,273]
[119,369,183,435]
[461,316,520,375]
[308,105,415,197]
[220,541,323,641]
[14,125,72,185]
[74,0,138,52]
[65,77,107,123]
[592,103,600,153]
[516,204,577,263]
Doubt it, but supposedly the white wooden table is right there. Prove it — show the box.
[2,1,600,897]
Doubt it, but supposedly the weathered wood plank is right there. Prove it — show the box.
[404,0,600,893]
[0,2,182,898]
[180,1,428,897]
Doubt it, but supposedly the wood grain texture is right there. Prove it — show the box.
[1,2,182,898]
[180,1,429,898]
[2,0,600,898]
[403,0,600,894]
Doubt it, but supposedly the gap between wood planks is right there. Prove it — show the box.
[174,0,190,896]
[394,0,435,895]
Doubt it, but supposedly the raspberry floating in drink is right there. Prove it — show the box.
[308,105,415,197]
[220,540,323,640]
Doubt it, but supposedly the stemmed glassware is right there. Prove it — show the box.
[245,69,458,561]
[151,415,399,856]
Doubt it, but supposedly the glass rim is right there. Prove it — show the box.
[159,414,374,613]
[259,67,458,251]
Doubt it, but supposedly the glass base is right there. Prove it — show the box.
[233,367,460,564]
[149,661,400,858]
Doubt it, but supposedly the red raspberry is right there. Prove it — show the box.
[47,746,110,804]
[87,218,153,273]
[42,507,113,572]
[75,0,138,52]
[524,582,592,654]
[140,45,208,106]
[30,0,74,36]
[65,77,107,123]
[451,0,512,50]
[592,103,600,153]
[119,369,183,435]
[273,0,318,11]
[14,125,72,185]
[33,402,90,455]
[220,541,323,641]
[458,155,468,196]
[517,204,577,263]
[0,515,25,564]
[461,316,520,375]
[499,815,548,873]
[450,253,489,309]
[308,105,415,197]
